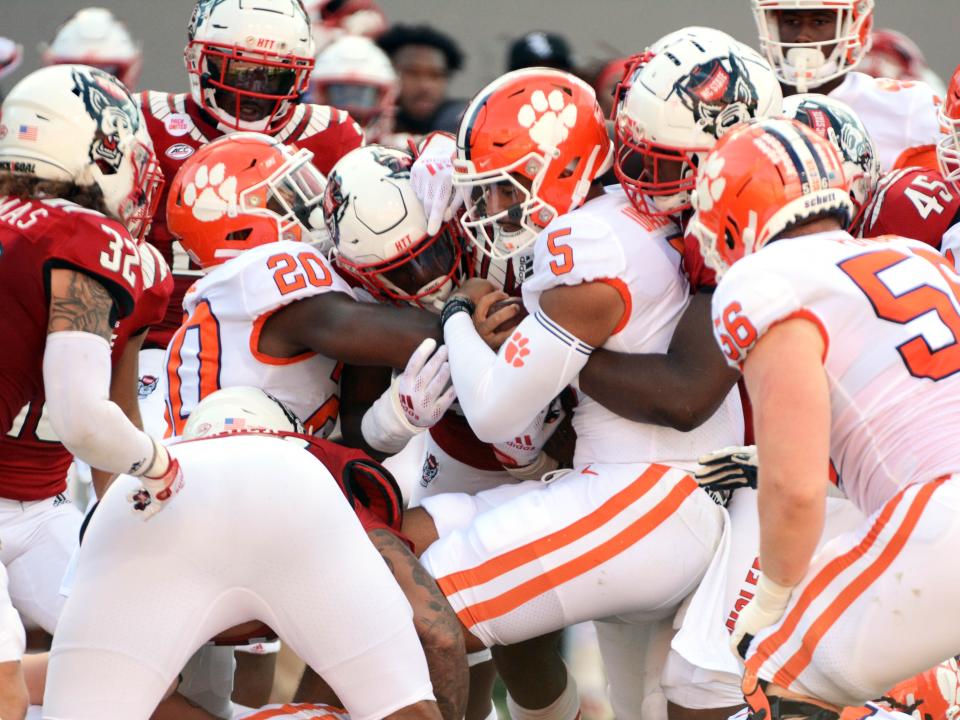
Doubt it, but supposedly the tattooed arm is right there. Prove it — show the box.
[369,529,469,720]
[43,269,159,478]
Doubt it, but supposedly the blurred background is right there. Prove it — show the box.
[3,0,957,96]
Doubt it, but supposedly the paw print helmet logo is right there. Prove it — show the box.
[452,67,614,261]
[167,131,329,270]
[687,118,852,278]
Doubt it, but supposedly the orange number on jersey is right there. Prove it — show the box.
[715,301,759,364]
[269,252,334,295]
[302,362,343,436]
[164,299,222,435]
[547,228,574,276]
[839,247,960,380]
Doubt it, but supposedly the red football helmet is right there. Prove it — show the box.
[938,64,960,186]
[453,68,614,260]
[689,118,852,277]
[166,132,328,269]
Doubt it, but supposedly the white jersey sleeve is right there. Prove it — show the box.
[830,72,944,172]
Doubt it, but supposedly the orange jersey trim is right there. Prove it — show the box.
[769,309,830,363]
[249,309,318,367]
[597,277,632,335]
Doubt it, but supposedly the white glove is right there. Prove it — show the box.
[362,339,457,453]
[128,440,184,521]
[411,132,462,235]
[492,398,565,478]
[696,445,758,493]
[730,573,794,661]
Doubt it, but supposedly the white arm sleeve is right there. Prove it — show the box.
[444,309,592,443]
[43,331,155,476]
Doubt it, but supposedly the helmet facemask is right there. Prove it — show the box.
[245,148,329,248]
[454,153,560,261]
[753,1,874,92]
[187,41,314,132]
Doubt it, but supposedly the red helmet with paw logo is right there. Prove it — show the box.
[688,118,852,278]
[452,68,614,260]
[167,132,328,269]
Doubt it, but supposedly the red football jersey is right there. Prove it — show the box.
[0,197,152,500]
[139,92,365,349]
[857,166,960,248]
[681,231,718,293]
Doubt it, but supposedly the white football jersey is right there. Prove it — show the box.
[522,187,744,468]
[164,241,354,437]
[829,71,943,172]
[712,230,960,515]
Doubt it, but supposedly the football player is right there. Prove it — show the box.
[162,133,466,717]
[751,0,943,170]
[41,7,142,89]
[139,0,365,427]
[413,66,744,720]
[694,117,960,720]
[310,36,400,146]
[43,387,447,720]
[0,65,179,649]
[856,64,960,265]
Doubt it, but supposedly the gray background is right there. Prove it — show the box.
[3,0,959,96]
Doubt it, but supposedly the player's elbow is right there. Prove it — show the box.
[46,396,98,457]
[650,398,721,432]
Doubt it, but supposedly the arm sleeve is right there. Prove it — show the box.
[444,309,593,443]
[43,331,155,475]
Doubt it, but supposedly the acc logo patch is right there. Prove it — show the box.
[164,112,193,137]
[165,142,195,160]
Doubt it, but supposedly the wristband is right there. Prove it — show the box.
[440,295,475,329]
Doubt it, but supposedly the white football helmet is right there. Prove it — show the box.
[326,145,464,312]
[752,0,875,92]
[184,0,315,134]
[614,28,782,218]
[0,64,163,239]
[783,94,879,221]
[0,37,23,82]
[182,386,303,439]
[310,36,397,144]
[42,8,143,89]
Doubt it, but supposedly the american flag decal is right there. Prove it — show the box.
[17,125,38,141]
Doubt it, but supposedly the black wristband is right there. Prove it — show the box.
[440,295,476,329]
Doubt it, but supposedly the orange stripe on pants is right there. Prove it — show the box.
[745,480,944,686]
[436,464,671,598]
[772,479,945,688]
[454,473,698,629]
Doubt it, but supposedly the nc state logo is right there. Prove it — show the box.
[674,53,759,139]
[420,453,439,488]
[70,67,139,173]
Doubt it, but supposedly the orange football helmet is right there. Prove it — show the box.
[689,118,852,277]
[938,64,960,186]
[166,132,327,270]
[452,67,614,260]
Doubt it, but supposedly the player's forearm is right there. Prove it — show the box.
[444,311,590,443]
[321,303,442,370]
[758,474,824,587]
[369,530,469,720]
[43,332,155,476]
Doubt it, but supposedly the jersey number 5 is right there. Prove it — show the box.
[839,247,960,380]
[547,228,574,276]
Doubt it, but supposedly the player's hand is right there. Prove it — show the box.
[394,338,457,428]
[696,445,758,493]
[452,277,499,306]
[730,574,794,660]
[410,132,462,235]
[129,443,184,521]
[474,291,520,350]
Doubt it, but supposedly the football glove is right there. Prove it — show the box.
[696,444,758,493]
[410,132,462,235]
[362,338,457,453]
[129,440,184,521]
